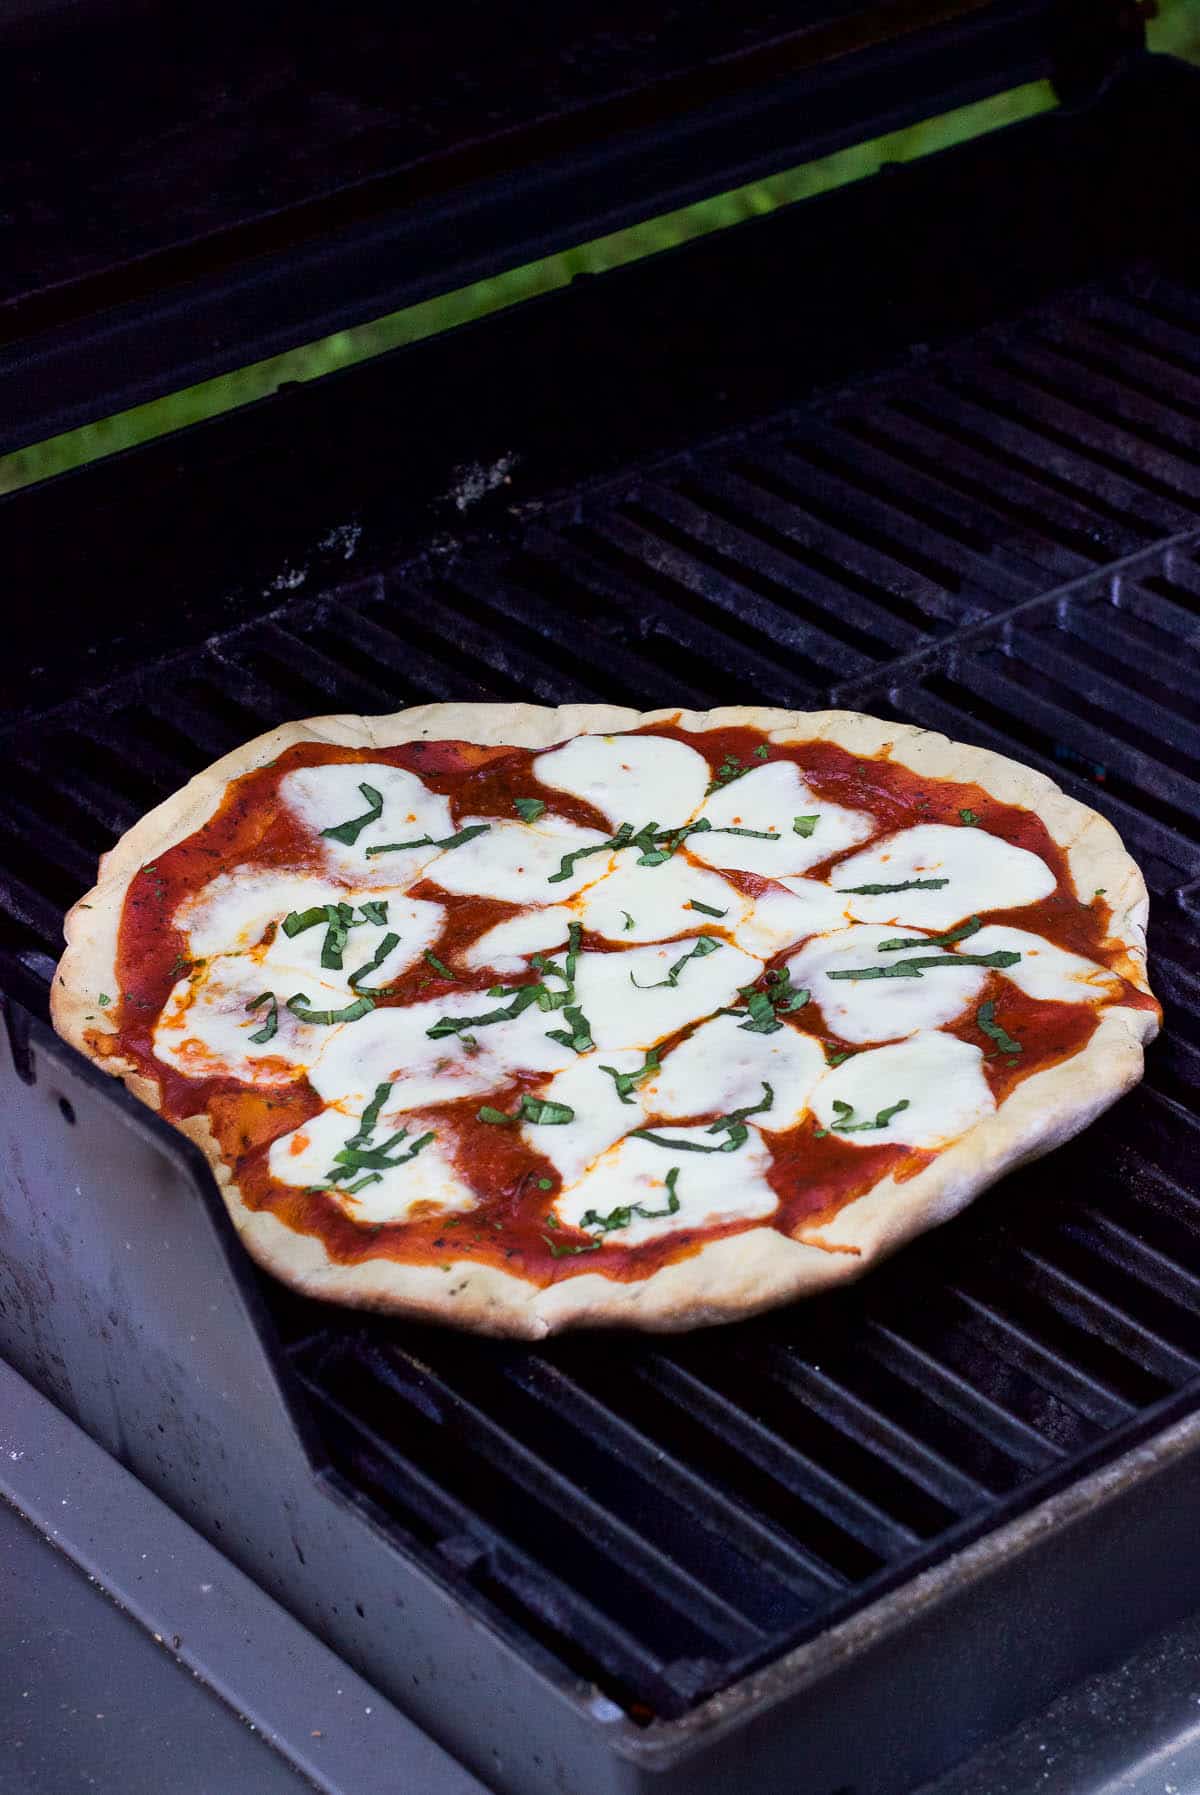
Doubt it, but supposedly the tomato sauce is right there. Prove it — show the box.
[109,725,1158,1285]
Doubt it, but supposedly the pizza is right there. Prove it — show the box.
[52,704,1160,1337]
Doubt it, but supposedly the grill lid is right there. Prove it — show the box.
[0,0,1143,456]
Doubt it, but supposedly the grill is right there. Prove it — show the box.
[4,28,1200,1795]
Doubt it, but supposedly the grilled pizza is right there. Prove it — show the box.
[52,704,1159,1337]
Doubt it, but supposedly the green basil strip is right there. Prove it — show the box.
[753,745,769,760]
[543,1236,602,1257]
[824,1048,854,1067]
[513,797,546,823]
[565,921,583,985]
[423,950,457,980]
[359,899,389,926]
[793,815,818,838]
[245,992,279,1044]
[630,936,721,990]
[548,823,634,884]
[321,782,384,846]
[877,916,982,953]
[827,950,1020,981]
[735,971,808,1033]
[320,901,358,970]
[286,992,376,1025]
[977,999,1022,1056]
[427,985,543,1039]
[581,1166,682,1235]
[344,1173,384,1195]
[479,1096,576,1127]
[600,1048,661,1104]
[346,1081,394,1149]
[545,1005,594,1054]
[621,911,635,931]
[633,1083,772,1155]
[346,931,402,992]
[705,754,747,795]
[719,826,780,839]
[821,1097,909,1135]
[549,815,779,884]
[959,808,980,826]
[739,988,782,1034]
[282,905,329,938]
[687,899,727,918]
[334,1129,434,1170]
[837,877,950,895]
[366,823,491,859]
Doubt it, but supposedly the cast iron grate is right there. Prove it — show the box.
[6,265,1200,1720]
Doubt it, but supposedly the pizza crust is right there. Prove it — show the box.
[52,704,1159,1338]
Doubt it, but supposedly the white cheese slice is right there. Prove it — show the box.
[533,732,709,828]
[554,1126,777,1248]
[787,923,988,1045]
[280,762,455,887]
[644,1011,825,1129]
[424,815,614,904]
[831,824,1056,930]
[811,1029,994,1149]
[571,937,764,1051]
[734,882,851,958]
[259,895,444,993]
[970,924,1122,1004]
[578,856,748,943]
[269,1106,478,1226]
[463,906,573,972]
[152,957,339,1083]
[519,1051,651,1184]
[690,761,874,875]
[309,990,576,1115]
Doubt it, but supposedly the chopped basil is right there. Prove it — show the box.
[513,797,547,823]
[1094,887,1106,898]
[753,744,769,760]
[333,1128,434,1172]
[348,931,401,992]
[581,1166,682,1235]
[281,905,329,938]
[621,911,636,931]
[98,993,112,1007]
[285,992,375,1025]
[423,950,457,980]
[793,815,819,838]
[633,1082,772,1154]
[600,1048,661,1104]
[319,902,356,970]
[877,916,982,953]
[543,1235,602,1258]
[359,900,389,927]
[366,822,491,858]
[630,935,721,990]
[959,808,980,826]
[687,899,727,918]
[824,1048,854,1067]
[344,1173,383,1196]
[347,1081,393,1149]
[705,753,748,795]
[545,1005,594,1054]
[976,999,1022,1057]
[427,985,543,1039]
[735,968,810,1033]
[838,877,949,895]
[537,1177,553,1191]
[827,949,1021,981]
[816,1097,909,1137]
[245,992,279,1043]
[549,816,776,883]
[565,921,583,984]
[321,781,384,846]
[478,1095,576,1127]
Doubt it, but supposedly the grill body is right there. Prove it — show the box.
[3,51,1200,1795]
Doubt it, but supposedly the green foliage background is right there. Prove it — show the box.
[2,4,1196,498]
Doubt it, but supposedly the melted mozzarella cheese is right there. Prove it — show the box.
[811,1029,994,1149]
[152,957,338,1082]
[423,816,613,903]
[463,906,573,972]
[280,763,455,886]
[176,869,365,958]
[258,895,444,991]
[269,1107,478,1225]
[554,1126,777,1247]
[734,882,850,957]
[831,824,1056,930]
[690,761,874,876]
[309,991,575,1114]
[644,1012,825,1130]
[970,924,1122,1003]
[533,732,709,828]
[571,937,763,1051]
[788,924,988,1044]
[520,1051,651,1183]
[579,856,747,943]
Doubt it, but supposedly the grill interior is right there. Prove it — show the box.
[6,62,1200,1732]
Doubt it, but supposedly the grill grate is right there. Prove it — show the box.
[8,263,1200,1722]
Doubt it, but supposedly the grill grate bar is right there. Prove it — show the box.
[937,1287,1138,1431]
[1012,1252,1200,1389]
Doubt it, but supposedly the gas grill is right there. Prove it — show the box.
[3,8,1200,1793]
